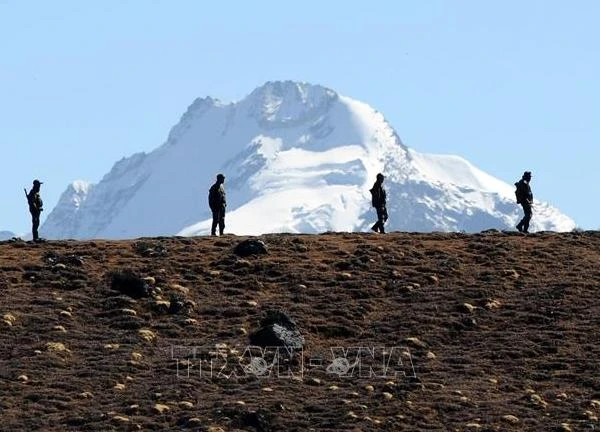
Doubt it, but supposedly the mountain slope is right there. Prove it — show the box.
[40,181,93,239]
[1,232,599,430]
[41,81,575,239]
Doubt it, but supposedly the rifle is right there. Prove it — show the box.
[24,187,45,214]
[24,188,35,209]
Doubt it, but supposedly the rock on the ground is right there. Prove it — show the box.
[233,239,268,257]
[168,294,185,314]
[249,309,305,349]
[109,271,151,299]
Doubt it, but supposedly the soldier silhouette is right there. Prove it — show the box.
[25,179,44,242]
[208,174,226,236]
[369,173,388,234]
[515,171,533,233]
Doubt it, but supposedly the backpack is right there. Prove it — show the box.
[370,185,385,208]
[27,190,43,211]
[208,184,221,209]
[370,187,377,207]
[514,181,523,204]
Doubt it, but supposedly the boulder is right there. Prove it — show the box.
[240,410,272,432]
[109,271,150,299]
[233,239,268,257]
[43,251,84,266]
[168,294,185,315]
[133,241,168,257]
[249,310,305,349]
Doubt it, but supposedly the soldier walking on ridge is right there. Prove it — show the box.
[25,179,44,242]
[370,173,388,234]
[515,171,533,233]
[208,174,226,236]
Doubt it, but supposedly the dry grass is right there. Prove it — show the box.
[1,231,600,431]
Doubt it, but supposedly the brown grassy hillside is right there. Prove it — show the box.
[1,232,600,431]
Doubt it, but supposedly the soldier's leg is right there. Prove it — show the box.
[516,205,526,232]
[371,209,381,232]
[523,203,532,233]
[219,208,225,236]
[381,207,388,233]
[378,207,386,233]
[32,213,40,241]
[211,211,218,236]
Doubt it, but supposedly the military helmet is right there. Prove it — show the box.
[376,173,385,180]
[33,179,43,186]
[216,173,225,181]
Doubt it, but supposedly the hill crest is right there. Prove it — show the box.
[1,231,599,430]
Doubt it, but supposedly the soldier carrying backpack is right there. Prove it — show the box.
[369,173,388,234]
[208,173,226,236]
[514,171,533,233]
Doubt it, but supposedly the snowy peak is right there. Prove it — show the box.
[40,180,94,239]
[183,96,223,117]
[70,180,93,208]
[247,81,338,126]
[56,180,93,209]
[40,81,576,239]
[164,96,223,147]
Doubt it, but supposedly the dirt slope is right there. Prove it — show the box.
[1,232,600,431]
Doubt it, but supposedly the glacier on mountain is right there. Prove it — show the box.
[41,81,576,239]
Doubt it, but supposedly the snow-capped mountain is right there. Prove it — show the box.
[41,81,575,239]
[41,181,93,239]
[0,231,16,241]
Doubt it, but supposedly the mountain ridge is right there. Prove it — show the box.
[41,81,575,239]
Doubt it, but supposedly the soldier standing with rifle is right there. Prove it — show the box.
[25,179,44,242]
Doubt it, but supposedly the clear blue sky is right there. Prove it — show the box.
[1,0,598,234]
